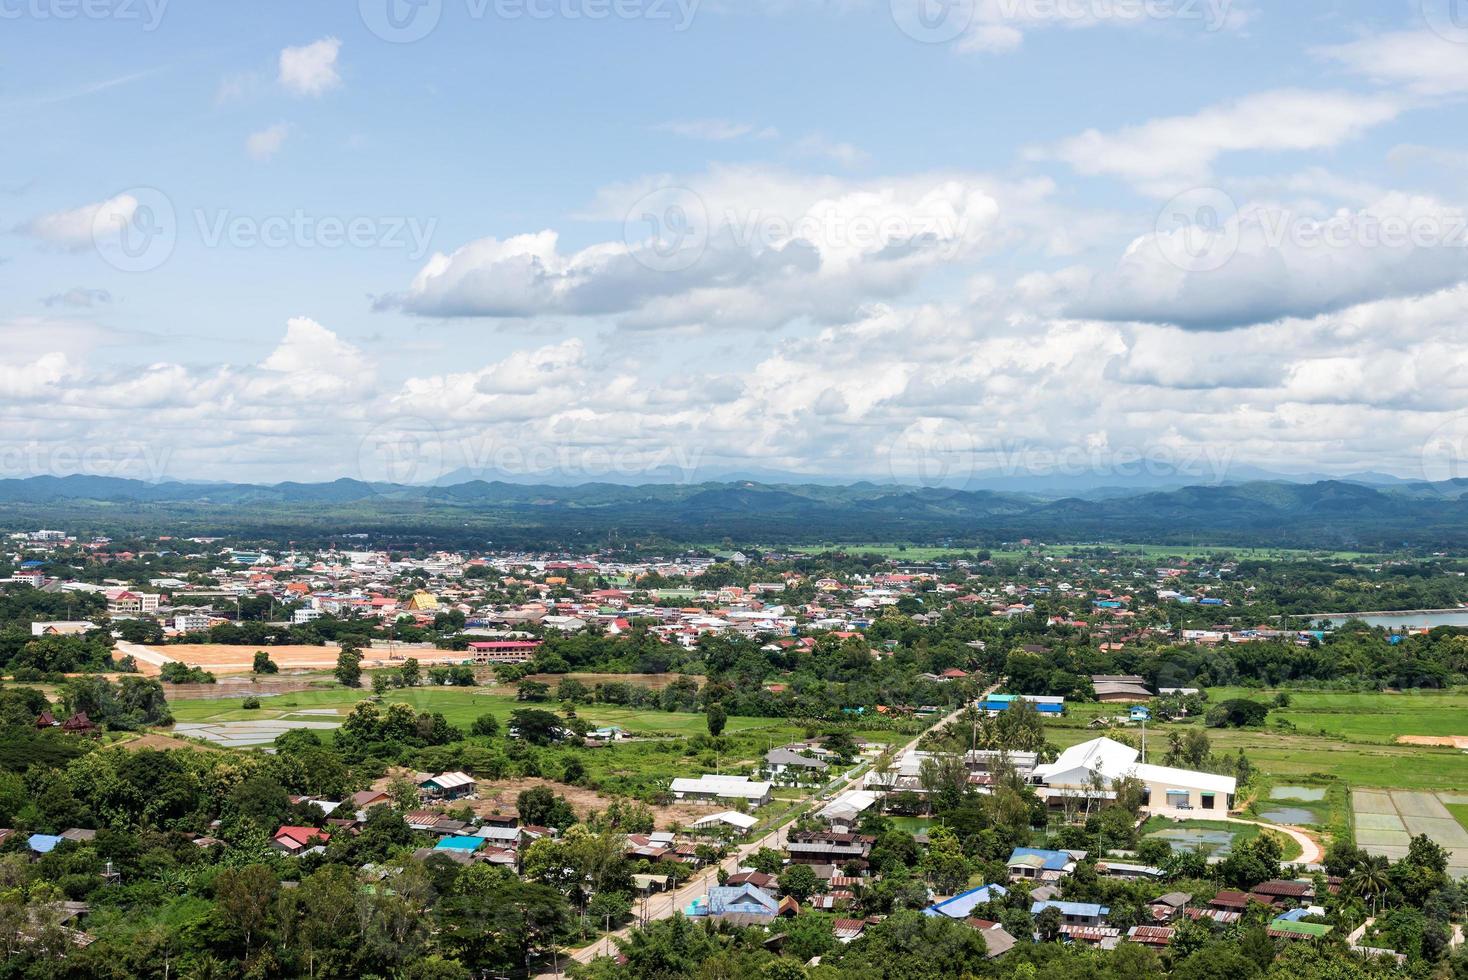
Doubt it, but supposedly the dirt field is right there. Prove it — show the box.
[1397,735,1468,749]
[126,642,471,676]
[524,672,705,690]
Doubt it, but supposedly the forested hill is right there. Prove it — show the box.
[3,475,1468,549]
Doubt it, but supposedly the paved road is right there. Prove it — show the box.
[538,687,997,977]
[113,639,179,670]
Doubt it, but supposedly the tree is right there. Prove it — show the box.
[1346,857,1390,915]
[706,703,727,737]
[213,864,279,954]
[470,713,501,737]
[399,657,421,687]
[510,708,566,745]
[252,650,278,674]
[1035,904,1063,942]
[778,863,820,902]
[335,646,363,688]
[517,680,551,702]
[372,672,393,697]
[517,786,577,829]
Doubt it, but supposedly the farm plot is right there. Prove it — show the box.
[1352,789,1468,877]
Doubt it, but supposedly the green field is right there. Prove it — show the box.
[1208,687,1468,744]
[1046,690,1468,792]
[168,686,794,737]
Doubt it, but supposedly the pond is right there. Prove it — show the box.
[1270,786,1327,802]
[1146,827,1237,857]
[1258,807,1318,825]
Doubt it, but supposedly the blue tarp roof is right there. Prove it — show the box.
[925,883,1009,919]
[1274,908,1310,922]
[28,834,62,854]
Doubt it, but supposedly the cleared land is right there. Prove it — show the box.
[126,642,471,676]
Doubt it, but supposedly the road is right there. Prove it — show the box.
[1223,814,1324,867]
[539,684,998,977]
[113,639,179,670]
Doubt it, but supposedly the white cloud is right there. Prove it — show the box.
[246,123,291,161]
[17,194,138,249]
[794,134,869,167]
[385,167,1003,329]
[1319,30,1468,96]
[279,37,342,97]
[1077,191,1468,329]
[1040,89,1402,195]
[655,119,778,141]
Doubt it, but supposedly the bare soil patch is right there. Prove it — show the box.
[138,643,469,675]
[1397,735,1468,749]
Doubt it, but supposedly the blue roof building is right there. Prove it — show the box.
[925,883,1009,919]
[28,834,63,854]
[705,884,780,918]
[434,836,484,852]
[1031,900,1110,924]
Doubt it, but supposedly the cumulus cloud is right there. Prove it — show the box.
[382,168,1004,329]
[1076,192,1468,329]
[279,37,341,97]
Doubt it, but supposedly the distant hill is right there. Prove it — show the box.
[1,474,1466,550]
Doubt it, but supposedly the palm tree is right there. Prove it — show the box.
[1346,858,1390,916]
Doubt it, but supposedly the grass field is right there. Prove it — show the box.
[167,685,800,737]
[1209,687,1468,745]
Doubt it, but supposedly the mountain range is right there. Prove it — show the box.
[2,473,1468,550]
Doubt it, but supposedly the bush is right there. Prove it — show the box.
[1205,699,1270,728]
[242,696,261,710]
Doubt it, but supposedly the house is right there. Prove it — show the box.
[1129,706,1151,722]
[1251,879,1314,905]
[1032,900,1110,928]
[725,871,777,890]
[1006,847,1083,881]
[965,919,1018,958]
[1209,890,1251,912]
[418,771,476,801]
[1146,892,1192,921]
[1127,925,1175,948]
[1091,675,1152,702]
[816,790,878,830]
[27,834,63,855]
[924,883,1009,919]
[765,748,829,778]
[434,836,485,855]
[271,826,330,855]
[832,918,869,943]
[30,621,96,637]
[1097,861,1164,881]
[476,825,522,848]
[61,712,99,735]
[467,640,541,664]
[699,884,781,920]
[669,775,773,806]
[350,789,392,811]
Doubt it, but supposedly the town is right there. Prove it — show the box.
[1,526,1466,977]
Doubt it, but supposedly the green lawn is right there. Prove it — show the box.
[1448,804,1468,837]
[168,686,794,737]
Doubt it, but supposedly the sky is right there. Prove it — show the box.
[7,0,1468,488]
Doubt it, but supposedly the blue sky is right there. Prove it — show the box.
[8,0,1468,486]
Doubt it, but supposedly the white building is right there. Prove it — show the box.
[1031,737,1237,816]
[173,612,212,632]
[669,775,773,806]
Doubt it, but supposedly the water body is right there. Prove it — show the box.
[1258,807,1318,825]
[1305,610,1468,630]
[1147,828,1236,857]
[1270,786,1327,802]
